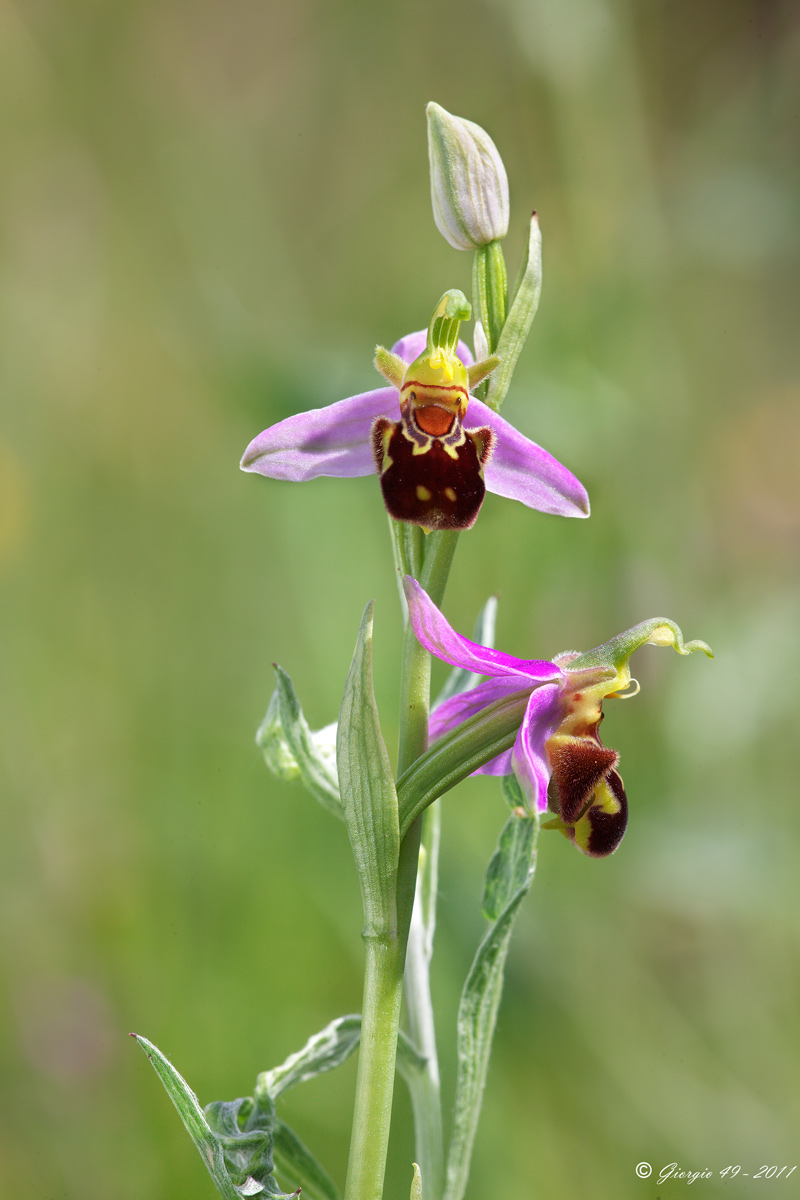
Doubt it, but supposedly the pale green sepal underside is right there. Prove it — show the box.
[567,616,713,676]
[466,354,500,390]
[485,213,542,412]
[443,782,539,1200]
[132,1034,297,1199]
[257,667,342,819]
[374,345,406,388]
[337,602,400,936]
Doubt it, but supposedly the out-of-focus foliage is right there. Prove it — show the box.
[1,1,798,1197]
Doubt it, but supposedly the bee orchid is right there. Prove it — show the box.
[404,576,712,856]
[241,292,589,531]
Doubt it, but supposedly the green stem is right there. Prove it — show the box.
[403,805,444,1200]
[471,241,508,358]
[344,930,406,1200]
[344,526,458,1200]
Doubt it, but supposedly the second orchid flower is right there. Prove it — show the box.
[405,577,712,857]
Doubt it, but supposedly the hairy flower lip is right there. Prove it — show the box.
[403,578,711,855]
[240,330,590,520]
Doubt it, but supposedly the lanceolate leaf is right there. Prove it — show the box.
[486,213,543,411]
[396,688,531,838]
[132,1035,295,1199]
[337,602,400,936]
[255,1016,361,1104]
[258,666,342,819]
[443,800,539,1200]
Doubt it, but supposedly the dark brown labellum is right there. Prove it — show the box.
[547,736,619,825]
[372,413,493,531]
[578,770,628,858]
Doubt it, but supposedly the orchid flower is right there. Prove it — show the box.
[241,291,589,531]
[404,577,712,857]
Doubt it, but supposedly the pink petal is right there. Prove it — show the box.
[465,397,590,519]
[405,578,561,683]
[240,387,397,481]
[429,676,530,741]
[511,682,565,812]
[473,748,514,776]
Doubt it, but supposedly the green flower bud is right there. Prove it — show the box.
[427,102,509,251]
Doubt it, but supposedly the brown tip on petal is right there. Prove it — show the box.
[547,737,619,825]
[467,425,494,467]
[371,417,395,474]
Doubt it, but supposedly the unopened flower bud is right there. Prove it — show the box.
[427,102,509,251]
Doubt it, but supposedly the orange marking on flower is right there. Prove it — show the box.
[415,406,455,437]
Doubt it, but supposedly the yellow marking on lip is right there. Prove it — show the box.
[444,487,457,502]
[416,485,432,502]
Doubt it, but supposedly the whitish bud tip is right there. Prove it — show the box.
[426,101,509,251]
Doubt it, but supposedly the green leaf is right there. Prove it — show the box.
[255,1015,361,1104]
[273,1119,341,1200]
[205,1099,295,1197]
[257,666,342,819]
[443,808,539,1200]
[485,213,543,412]
[396,687,531,838]
[482,804,537,921]
[132,1035,295,1199]
[501,771,526,811]
[434,596,498,707]
[337,602,400,936]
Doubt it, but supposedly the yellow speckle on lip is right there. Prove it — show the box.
[416,485,432,502]
[444,487,457,502]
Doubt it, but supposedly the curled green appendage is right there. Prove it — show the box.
[429,289,471,352]
[402,290,472,392]
[568,617,714,678]
[132,1034,297,1199]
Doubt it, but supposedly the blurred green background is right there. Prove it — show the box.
[1,0,799,1196]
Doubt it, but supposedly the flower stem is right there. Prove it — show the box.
[344,528,458,1200]
[403,804,444,1200]
[472,241,508,357]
